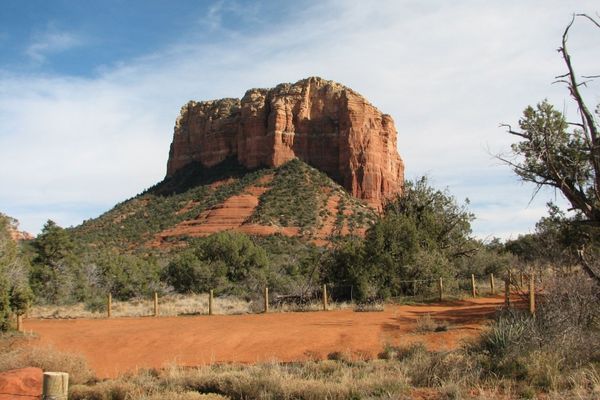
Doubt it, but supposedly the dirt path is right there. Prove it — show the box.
[24,296,506,378]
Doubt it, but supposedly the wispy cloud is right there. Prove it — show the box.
[1,0,598,237]
[25,26,83,63]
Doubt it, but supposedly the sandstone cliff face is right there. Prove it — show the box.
[166,77,404,208]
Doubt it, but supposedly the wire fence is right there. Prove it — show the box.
[21,268,556,322]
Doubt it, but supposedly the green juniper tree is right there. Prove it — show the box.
[0,214,33,331]
[502,14,600,283]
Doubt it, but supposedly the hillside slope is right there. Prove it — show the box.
[72,159,377,250]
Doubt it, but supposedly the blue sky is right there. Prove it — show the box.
[0,0,598,238]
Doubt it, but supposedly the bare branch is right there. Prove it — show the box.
[500,123,530,139]
[575,13,600,29]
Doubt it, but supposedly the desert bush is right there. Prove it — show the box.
[415,314,446,333]
[0,345,93,384]
[473,272,600,391]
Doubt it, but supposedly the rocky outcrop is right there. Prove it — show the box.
[0,368,42,400]
[166,77,404,208]
[1,213,34,241]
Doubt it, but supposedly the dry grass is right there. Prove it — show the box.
[29,293,252,319]
[71,360,411,400]
[64,348,600,400]
[415,314,448,333]
[2,331,599,399]
[29,294,354,319]
[0,333,93,384]
[271,300,352,313]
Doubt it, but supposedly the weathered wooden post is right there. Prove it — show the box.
[153,292,159,317]
[16,314,23,332]
[438,277,444,302]
[42,372,68,400]
[490,273,495,295]
[322,284,328,311]
[107,293,112,318]
[504,274,511,307]
[264,287,269,313]
[209,290,214,316]
[471,274,476,298]
[529,272,536,315]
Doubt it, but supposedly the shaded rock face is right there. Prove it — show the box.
[167,77,404,208]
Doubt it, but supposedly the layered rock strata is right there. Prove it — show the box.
[166,77,404,208]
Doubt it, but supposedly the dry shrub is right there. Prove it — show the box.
[30,293,253,319]
[143,393,228,400]
[533,273,600,364]
[415,314,448,333]
[70,381,137,400]
[473,272,600,393]
[0,345,93,384]
[142,361,409,400]
[353,301,384,312]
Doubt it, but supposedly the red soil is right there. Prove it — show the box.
[151,174,305,244]
[0,367,42,400]
[24,297,506,379]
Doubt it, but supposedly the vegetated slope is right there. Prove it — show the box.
[71,159,376,251]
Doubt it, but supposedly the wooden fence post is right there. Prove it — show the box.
[42,372,68,400]
[107,293,112,318]
[529,272,536,315]
[490,273,495,295]
[438,277,444,302]
[504,275,511,307]
[264,287,269,313]
[16,314,23,332]
[209,290,214,316]
[471,274,476,298]
[153,292,159,317]
[322,284,328,311]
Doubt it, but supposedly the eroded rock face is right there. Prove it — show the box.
[166,77,404,208]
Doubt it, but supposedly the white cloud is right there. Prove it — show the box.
[1,0,598,236]
[25,26,83,63]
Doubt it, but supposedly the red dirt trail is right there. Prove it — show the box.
[24,296,506,379]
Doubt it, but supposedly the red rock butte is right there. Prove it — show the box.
[166,77,404,209]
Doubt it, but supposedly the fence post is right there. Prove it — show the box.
[529,272,536,315]
[153,292,159,317]
[322,284,328,311]
[42,372,68,400]
[471,274,476,298]
[264,287,269,313]
[438,277,444,302]
[209,290,214,316]
[16,314,23,332]
[504,275,511,307]
[107,293,112,318]
[490,273,495,295]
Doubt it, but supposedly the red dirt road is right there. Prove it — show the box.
[24,297,506,378]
